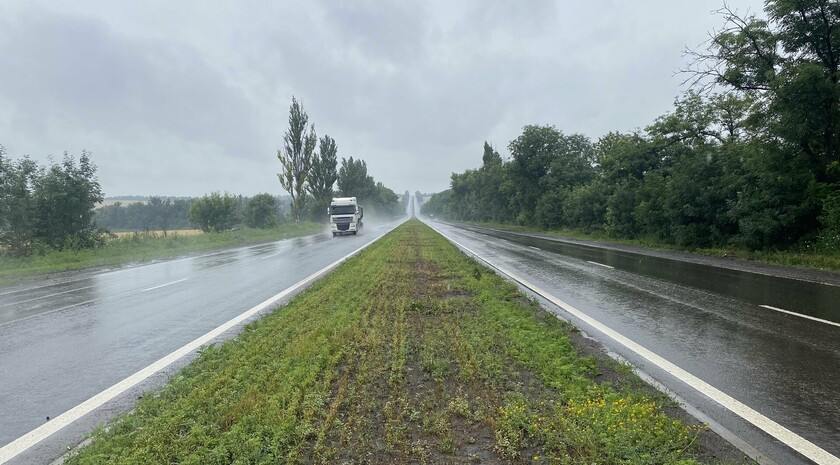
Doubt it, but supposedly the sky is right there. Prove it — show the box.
[0,0,765,197]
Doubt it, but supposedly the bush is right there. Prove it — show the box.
[563,182,607,231]
[189,193,239,232]
[244,193,279,228]
[817,188,840,250]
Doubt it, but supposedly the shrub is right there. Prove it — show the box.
[189,192,239,232]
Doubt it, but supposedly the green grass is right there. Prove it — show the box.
[0,223,323,285]
[63,220,732,465]
[465,221,840,273]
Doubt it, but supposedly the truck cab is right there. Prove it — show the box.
[329,197,363,236]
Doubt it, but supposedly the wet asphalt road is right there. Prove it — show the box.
[428,220,840,465]
[0,220,402,458]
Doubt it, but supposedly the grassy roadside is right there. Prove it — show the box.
[0,222,323,285]
[462,221,840,273]
[64,220,736,465]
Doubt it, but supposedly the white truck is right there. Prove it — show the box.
[329,197,363,236]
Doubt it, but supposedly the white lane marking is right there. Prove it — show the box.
[0,286,95,308]
[0,221,403,465]
[425,221,840,465]
[0,300,99,329]
[586,260,615,270]
[141,278,188,293]
[259,250,287,260]
[759,304,840,329]
[528,245,540,251]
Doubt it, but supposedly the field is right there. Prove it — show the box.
[0,223,323,285]
[64,220,737,465]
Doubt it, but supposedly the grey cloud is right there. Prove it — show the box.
[0,8,259,157]
[0,0,765,196]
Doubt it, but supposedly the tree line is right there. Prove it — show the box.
[277,97,402,222]
[95,194,291,233]
[425,1,840,251]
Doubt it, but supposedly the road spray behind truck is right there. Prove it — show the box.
[329,197,363,236]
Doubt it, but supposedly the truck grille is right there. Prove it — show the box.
[337,223,349,231]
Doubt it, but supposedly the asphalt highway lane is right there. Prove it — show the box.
[0,219,403,463]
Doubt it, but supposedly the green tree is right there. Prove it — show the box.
[688,1,840,181]
[189,193,239,232]
[508,126,594,224]
[374,182,401,216]
[729,142,821,248]
[337,157,377,199]
[278,97,316,223]
[335,156,402,216]
[507,126,563,223]
[31,151,104,250]
[244,193,279,228]
[563,181,607,231]
[307,134,338,220]
[147,197,174,235]
[0,148,40,255]
[477,142,512,222]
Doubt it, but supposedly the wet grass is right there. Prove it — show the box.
[464,221,840,274]
[0,223,323,285]
[63,220,731,465]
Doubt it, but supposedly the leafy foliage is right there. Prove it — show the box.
[0,149,103,255]
[243,193,280,229]
[337,156,402,216]
[277,97,317,223]
[306,134,339,220]
[189,192,239,232]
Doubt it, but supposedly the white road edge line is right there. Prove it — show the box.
[425,220,840,465]
[141,278,189,292]
[586,260,615,269]
[0,221,403,465]
[759,304,840,329]
[0,286,96,308]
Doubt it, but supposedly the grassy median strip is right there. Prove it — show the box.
[65,219,722,465]
[0,223,322,285]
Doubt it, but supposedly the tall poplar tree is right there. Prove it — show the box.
[278,97,316,223]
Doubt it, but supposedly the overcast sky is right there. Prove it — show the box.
[0,0,765,197]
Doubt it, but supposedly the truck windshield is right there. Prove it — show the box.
[330,205,356,215]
